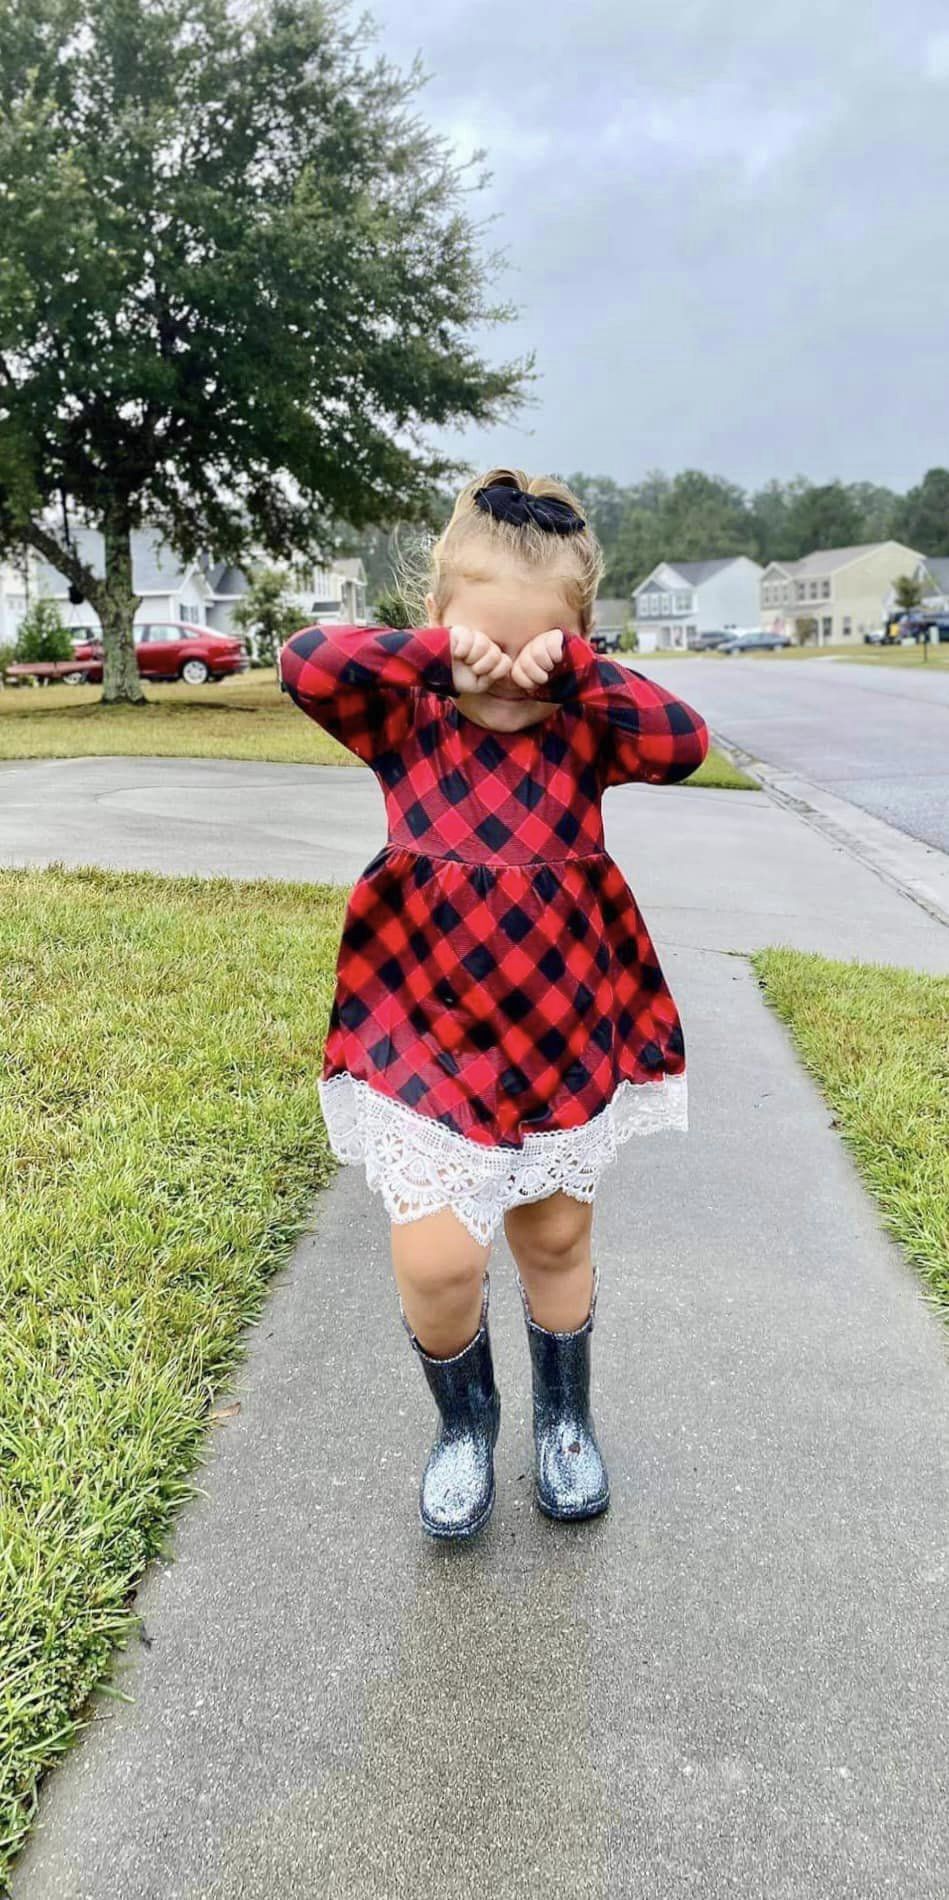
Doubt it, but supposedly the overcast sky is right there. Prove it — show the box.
[371,0,949,493]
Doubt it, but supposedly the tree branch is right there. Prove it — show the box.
[24,517,104,605]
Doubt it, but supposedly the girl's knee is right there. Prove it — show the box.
[391,1209,488,1299]
[506,1194,592,1275]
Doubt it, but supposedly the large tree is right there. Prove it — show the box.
[894,468,949,555]
[781,481,864,559]
[0,0,526,700]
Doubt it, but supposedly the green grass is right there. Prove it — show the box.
[836,645,949,668]
[0,865,346,1874]
[0,669,752,786]
[0,671,353,765]
[752,948,949,1313]
[690,748,758,790]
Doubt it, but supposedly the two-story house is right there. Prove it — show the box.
[760,541,925,644]
[633,557,763,651]
[28,526,367,647]
[901,555,949,613]
[205,554,367,637]
[34,526,217,634]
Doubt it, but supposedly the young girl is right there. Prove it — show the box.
[279,470,709,1541]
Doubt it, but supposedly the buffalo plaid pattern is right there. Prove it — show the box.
[280,625,709,1150]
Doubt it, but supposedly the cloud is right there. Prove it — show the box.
[924,32,949,79]
[371,0,949,489]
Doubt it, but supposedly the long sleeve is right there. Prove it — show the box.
[278,623,456,763]
[537,632,710,787]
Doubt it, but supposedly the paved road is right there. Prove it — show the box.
[9,768,949,1898]
[634,656,949,854]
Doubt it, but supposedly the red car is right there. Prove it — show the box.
[64,620,249,685]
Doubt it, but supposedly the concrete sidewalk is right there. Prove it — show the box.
[8,768,949,1899]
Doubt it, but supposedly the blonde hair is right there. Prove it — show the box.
[401,467,604,635]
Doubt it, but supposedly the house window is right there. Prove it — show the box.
[842,617,852,637]
[675,591,692,612]
[821,579,831,599]
[762,585,771,606]
[821,617,833,640]
[796,581,806,602]
[809,581,819,600]
[661,593,672,613]
[179,601,201,623]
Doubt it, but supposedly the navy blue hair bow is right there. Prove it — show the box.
[474,482,586,536]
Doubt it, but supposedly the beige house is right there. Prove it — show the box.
[759,541,924,645]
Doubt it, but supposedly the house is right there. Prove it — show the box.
[204,553,367,636]
[760,541,925,644]
[34,526,215,635]
[29,525,368,646]
[0,548,38,647]
[904,555,949,613]
[593,595,630,635]
[632,557,763,651]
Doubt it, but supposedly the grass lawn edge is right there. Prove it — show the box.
[0,864,346,1875]
[751,945,949,1320]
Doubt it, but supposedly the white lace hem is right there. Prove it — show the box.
[318,1069,689,1247]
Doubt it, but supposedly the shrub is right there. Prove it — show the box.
[14,599,73,664]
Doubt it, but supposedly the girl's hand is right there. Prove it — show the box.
[449,625,512,695]
[509,628,565,692]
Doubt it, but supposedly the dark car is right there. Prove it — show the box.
[65,620,249,685]
[590,627,623,654]
[692,629,733,650]
[718,629,793,655]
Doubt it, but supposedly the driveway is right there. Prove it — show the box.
[636,656,949,853]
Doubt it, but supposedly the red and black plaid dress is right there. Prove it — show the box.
[279,624,709,1244]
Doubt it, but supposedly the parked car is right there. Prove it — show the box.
[63,621,249,685]
[692,629,733,650]
[718,628,793,655]
[590,627,623,654]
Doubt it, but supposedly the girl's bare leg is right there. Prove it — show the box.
[503,1192,595,1331]
[390,1206,491,1357]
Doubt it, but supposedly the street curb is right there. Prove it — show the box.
[711,734,949,932]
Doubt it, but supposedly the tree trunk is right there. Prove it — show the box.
[100,507,145,704]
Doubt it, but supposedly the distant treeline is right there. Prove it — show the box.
[567,467,949,596]
[351,466,949,611]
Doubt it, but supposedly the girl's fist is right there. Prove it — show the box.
[509,629,565,691]
[449,625,512,695]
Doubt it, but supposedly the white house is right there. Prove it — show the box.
[905,555,949,613]
[633,557,763,651]
[0,548,39,647]
[26,524,367,645]
[34,526,215,635]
